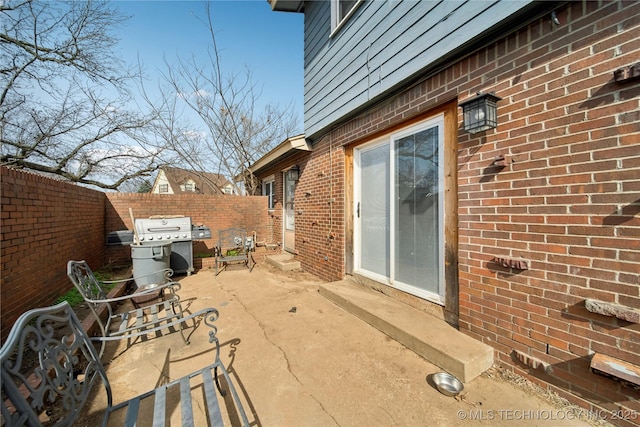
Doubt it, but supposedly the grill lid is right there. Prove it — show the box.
[135,216,193,242]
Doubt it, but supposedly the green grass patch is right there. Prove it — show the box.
[54,288,85,307]
[194,252,214,259]
[54,266,127,308]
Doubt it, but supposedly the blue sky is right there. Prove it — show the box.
[113,0,304,130]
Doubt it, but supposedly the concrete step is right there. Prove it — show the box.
[265,253,301,271]
[319,280,494,383]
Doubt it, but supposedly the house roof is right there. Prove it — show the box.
[155,166,230,195]
[248,134,309,176]
[268,0,303,13]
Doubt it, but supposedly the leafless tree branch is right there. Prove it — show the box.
[1,0,175,190]
[155,1,300,195]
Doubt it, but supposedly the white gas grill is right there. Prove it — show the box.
[134,216,194,275]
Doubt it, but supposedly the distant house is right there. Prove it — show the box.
[264,0,640,423]
[151,166,235,195]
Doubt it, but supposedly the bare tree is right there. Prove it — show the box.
[0,0,176,190]
[1,0,299,192]
[157,2,300,195]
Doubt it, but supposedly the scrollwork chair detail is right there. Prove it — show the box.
[0,301,249,426]
[66,260,215,358]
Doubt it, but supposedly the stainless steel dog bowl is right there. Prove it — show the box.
[432,372,464,396]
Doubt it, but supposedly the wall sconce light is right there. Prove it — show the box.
[459,92,502,134]
[287,166,299,181]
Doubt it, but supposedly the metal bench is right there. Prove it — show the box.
[0,301,250,426]
[213,228,254,276]
[67,260,215,358]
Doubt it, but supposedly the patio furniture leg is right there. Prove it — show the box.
[172,301,191,346]
[214,366,227,397]
[97,339,107,360]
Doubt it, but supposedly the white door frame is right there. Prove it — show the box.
[283,169,296,253]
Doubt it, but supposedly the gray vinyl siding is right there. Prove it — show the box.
[303,0,534,140]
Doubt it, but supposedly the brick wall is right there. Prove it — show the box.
[253,152,318,259]
[255,142,344,281]
[297,1,639,424]
[1,167,105,339]
[1,167,271,340]
[104,192,270,263]
[294,139,345,281]
[455,2,640,422]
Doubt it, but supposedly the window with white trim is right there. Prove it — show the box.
[331,0,362,34]
[262,176,275,210]
[180,179,196,192]
[159,184,168,193]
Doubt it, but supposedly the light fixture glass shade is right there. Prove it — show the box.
[287,166,299,181]
[459,92,502,134]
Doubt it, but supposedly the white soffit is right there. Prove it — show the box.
[249,134,309,175]
[269,0,303,13]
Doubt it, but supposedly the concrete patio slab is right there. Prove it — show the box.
[77,262,608,426]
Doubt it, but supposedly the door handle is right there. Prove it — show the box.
[357,202,360,218]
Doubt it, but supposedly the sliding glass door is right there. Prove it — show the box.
[354,115,445,304]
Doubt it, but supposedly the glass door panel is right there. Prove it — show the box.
[284,171,296,252]
[358,143,390,278]
[393,126,441,297]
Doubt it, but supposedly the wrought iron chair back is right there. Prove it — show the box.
[0,301,112,427]
[66,260,114,329]
[67,261,177,346]
[1,301,249,426]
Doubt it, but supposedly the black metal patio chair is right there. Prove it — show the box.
[213,228,254,275]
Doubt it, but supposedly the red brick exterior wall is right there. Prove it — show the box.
[456,3,640,421]
[1,167,106,338]
[294,139,345,280]
[1,167,271,340]
[254,152,314,253]
[295,1,640,424]
[255,147,343,280]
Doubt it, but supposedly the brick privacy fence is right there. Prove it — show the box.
[1,167,105,339]
[297,1,639,425]
[1,166,271,340]
[104,192,270,264]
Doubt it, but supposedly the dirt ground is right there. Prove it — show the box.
[74,262,616,427]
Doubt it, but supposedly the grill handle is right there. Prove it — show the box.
[146,227,181,232]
